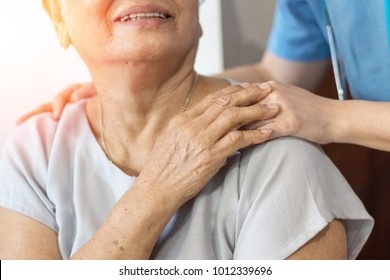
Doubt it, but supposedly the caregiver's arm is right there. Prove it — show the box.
[216,48,390,152]
[332,99,390,151]
[216,50,331,92]
[251,81,390,152]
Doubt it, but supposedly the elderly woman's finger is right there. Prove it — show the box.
[16,103,53,125]
[205,102,279,142]
[214,129,273,158]
[189,85,246,116]
[191,84,273,124]
[220,84,273,107]
[242,118,278,130]
[214,83,272,107]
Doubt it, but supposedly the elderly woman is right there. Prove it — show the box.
[0,0,372,260]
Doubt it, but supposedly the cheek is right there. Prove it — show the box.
[65,3,113,53]
[64,0,112,38]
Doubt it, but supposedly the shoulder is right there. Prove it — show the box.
[0,101,89,231]
[243,135,324,159]
[232,137,372,259]
[234,137,328,212]
[237,136,351,212]
[1,114,57,166]
[1,101,88,169]
[239,136,332,186]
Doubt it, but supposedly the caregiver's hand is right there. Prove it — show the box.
[16,82,96,124]
[245,81,339,145]
[137,84,279,207]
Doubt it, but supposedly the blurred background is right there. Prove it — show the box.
[1,0,388,259]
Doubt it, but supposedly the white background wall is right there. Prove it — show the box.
[0,0,224,149]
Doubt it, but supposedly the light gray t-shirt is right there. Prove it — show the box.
[0,100,373,259]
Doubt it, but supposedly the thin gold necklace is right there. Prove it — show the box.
[100,102,113,163]
[100,73,199,163]
[180,73,199,113]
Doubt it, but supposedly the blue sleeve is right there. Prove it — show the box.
[267,0,330,61]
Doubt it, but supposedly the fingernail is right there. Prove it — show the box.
[259,82,271,90]
[266,103,278,109]
[259,129,272,136]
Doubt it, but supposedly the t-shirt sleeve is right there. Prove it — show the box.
[0,115,58,232]
[233,137,373,260]
[267,0,330,61]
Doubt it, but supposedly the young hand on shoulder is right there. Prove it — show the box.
[16,82,96,124]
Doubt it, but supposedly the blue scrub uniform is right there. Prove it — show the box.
[267,0,390,101]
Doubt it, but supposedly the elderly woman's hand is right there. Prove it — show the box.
[137,84,279,208]
[243,81,340,145]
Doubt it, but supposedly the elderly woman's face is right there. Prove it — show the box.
[56,0,201,63]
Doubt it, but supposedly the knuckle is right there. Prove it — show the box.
[245,131,257,145]
[244,85,260,96]
[256,104,279,118]
[202,92,223,107]
[208,85,238,100]
[219,85,242,95]
[203,92,218,103]
[251,104,267,114]
[283,116,300,133]
[222,106,240,120]
[215,95,232,107]
[168,114,186,128]
[207,122,222,138]
[199,150,213,164]
[227,131,244,144]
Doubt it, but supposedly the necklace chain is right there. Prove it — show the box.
[100,103,114,163]
[181,73,199,113]
[100,73,199,163]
